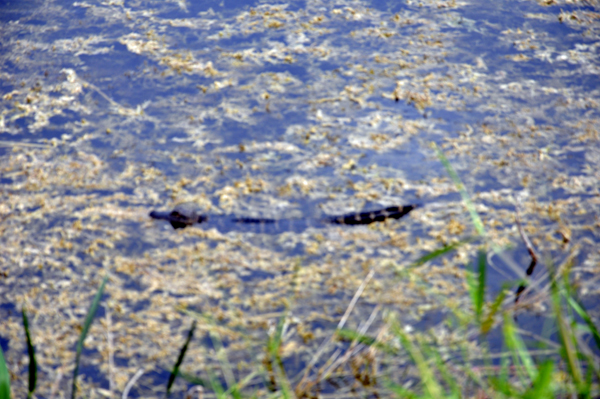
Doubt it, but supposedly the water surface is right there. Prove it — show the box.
[1,0,599,396]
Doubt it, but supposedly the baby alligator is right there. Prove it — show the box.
[149,203,417,232]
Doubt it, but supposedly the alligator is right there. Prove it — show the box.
[149,202,417,232]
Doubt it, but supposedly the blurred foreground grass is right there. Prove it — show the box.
[2,146,598,399]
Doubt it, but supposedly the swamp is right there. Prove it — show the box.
[1,0,600,397]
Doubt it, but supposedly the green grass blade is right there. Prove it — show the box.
[391,323,442,398]
[269,314,292,399]
[489,375,515,397]
[337,328,375,346]
[475,251,486,322]
[177,369,206,386]
[465,268,477,313]
[227,379,242,399]
[402,336,442,398]
[224,370,260,398]
[268,315,285,357]
[547,262,584,389]
[457,340,487,391]
[410,238,475,269]
[523,360,554,399]
[336,329,398,354]
[503,312,537,383]
[167,320,197,395]
[466,251,487,325]
[385,381,418,398]
[566,296,600,352]
[431,143,486,237]
[21,308,37,397]
[207,368,226,399]
[426,340,460,396]
[550,283,583,388]
[206,326,238,394]
[499,351,511,391]
[481,288,506,335]
[72,274,108,399]
[0,344,10,399]
[489,352,515,396]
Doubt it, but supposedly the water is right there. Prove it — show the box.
[1,0,599,396]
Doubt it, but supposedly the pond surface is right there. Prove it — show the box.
[1,0,599,396]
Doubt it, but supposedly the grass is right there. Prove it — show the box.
[166,144,600,398]
[161,146,599,398]
[21,308,36,398]
[0,275,109,399]
[72,274,109,399]
[2,146,599,398]
[0,343,10,399]
[167,320,196,395]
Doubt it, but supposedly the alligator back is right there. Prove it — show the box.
[150,203,417,232]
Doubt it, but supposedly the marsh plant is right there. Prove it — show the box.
[2,148,598,399]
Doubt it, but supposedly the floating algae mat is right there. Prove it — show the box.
[1,0,600,396]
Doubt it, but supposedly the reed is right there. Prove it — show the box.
[3,149,599,398]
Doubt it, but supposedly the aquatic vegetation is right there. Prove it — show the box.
[1,0,599,397]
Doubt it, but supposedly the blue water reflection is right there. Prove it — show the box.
[1,0,600,395]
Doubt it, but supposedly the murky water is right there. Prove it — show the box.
[1,0,599,396]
